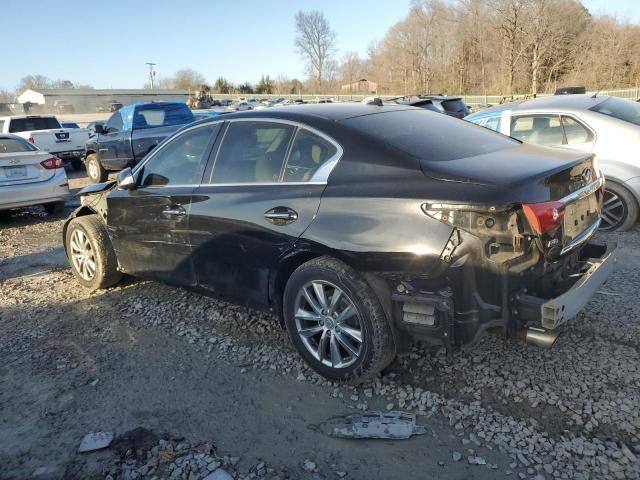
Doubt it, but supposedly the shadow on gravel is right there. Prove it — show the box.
[0,248,68,281]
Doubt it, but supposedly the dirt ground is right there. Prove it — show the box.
[1,170,639,480]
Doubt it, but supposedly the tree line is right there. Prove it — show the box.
[3,0,639,101]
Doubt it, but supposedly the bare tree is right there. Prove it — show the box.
[17,74,51,93]
[294,10,337,91]
[172,69,207,91]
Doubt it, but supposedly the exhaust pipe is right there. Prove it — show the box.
[516,327,560,349]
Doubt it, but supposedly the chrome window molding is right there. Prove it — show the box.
[204,117,343,186]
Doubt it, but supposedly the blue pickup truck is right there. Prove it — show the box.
[84,102,194,183]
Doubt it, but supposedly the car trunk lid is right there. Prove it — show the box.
[0,151,56,186]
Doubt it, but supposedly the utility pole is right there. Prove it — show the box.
[146,62,156,89]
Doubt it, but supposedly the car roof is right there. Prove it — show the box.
[210,103,416,122]
[471,94,611,117]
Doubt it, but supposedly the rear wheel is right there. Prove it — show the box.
[600,182,638,232]
[86,154,107,183]
[283,256,396,383]
[65,215,122,290]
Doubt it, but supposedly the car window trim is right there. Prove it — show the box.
[131,121,223,190]
[559,113,597,145]
[203,117,343,186]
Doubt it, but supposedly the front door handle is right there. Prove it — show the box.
[264,207,298,225]
[162,205,186,218]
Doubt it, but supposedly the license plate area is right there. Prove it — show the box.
[564,195,599,243]
[4,165,27,179]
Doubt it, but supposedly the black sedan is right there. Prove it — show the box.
[62,104,615,382]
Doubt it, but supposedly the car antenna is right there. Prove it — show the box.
[591,90,600,99]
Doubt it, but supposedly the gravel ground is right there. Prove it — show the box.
[1,176,639,479]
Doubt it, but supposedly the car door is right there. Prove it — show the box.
[97,110,129,169]
[106,123,221,286]
[189,120,341,306]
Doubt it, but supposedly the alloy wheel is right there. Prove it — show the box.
[294,280,364,369]
[88,160,99,181]
[600,189,627,231]
[69,229,96,281]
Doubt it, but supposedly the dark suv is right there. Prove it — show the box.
[391,95,470,118]
[63,104,615,382]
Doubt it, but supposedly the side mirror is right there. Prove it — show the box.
[116,168,136,190]
[94,124,106,134]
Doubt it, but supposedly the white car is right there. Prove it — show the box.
[0,115,89,170]
[0,134,70,214]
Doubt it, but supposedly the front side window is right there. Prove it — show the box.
[511,114,563,146]
[284,129,337,182]
[105,112,123,132]
[211,122,294,183]
[139,124,218,187]
[562,116,595,145]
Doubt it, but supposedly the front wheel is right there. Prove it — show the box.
[283,256,396,383]
[85,154,107,183]
[600,182,638,232]
[65,215,122,290]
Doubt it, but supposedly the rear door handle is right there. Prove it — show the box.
[264,207,298,225]
[162,205,187,218]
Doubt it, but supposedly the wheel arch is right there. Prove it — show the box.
[62,206,100,257]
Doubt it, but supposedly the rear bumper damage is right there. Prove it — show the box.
[390,237,616,351]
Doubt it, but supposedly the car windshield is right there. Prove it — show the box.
[589,97,640,126]
[342,109,517,162]
[9,117,61,133]
[0,137,37,153]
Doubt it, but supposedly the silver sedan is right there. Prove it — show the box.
[0,134,70,214]
[466,95,640,231]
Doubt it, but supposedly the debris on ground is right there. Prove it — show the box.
[78,431,114,453]
[317,411,426,439]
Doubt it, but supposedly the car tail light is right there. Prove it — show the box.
[40,157,64,169]
[522,201,565,235]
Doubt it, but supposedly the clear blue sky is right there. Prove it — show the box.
[1,0,637,91]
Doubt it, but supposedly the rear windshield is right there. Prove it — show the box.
[342,109,517,162]
[0,137,37,153]
[9,117,61,133]
[589,97,640,126]
[441,99,468,113]
[133,103,194,129]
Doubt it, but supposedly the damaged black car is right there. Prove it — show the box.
[63,104,616,382]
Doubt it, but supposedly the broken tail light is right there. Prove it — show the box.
[40,157,64,169]
[522,201,565,235]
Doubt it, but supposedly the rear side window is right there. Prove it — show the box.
[133,103,195,129]
[589,97,640,126]
[8,117,61,133]
[0,137,37,153]
[511,115,563,146]
[441,99,468,114]
[211,122,294,183]
[284,129,337,182]
[342,109,517,162]
[561,116,594,145]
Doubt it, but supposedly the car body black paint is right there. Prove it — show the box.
[67,104,610,351]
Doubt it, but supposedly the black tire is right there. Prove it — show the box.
[600,181,638,232]
[71,159,83,171]
[65,215,122,290]
[283,256,396,383]
[43,202,62,215]
[85,153,107,183]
